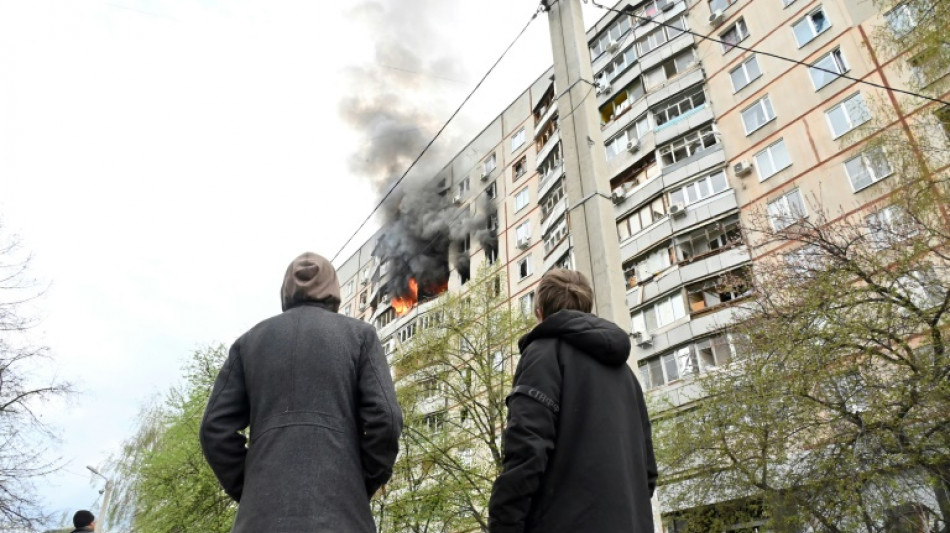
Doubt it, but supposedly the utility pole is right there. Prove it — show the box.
[543,0,630,330]
[87,465,113,533]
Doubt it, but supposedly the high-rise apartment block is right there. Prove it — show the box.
[336,0,946,528]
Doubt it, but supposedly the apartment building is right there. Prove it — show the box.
[334,0,946,529]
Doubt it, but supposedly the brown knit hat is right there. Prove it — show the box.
[280,252,341,312]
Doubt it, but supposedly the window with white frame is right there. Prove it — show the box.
[826,93,871,138]
[518,257,532,280]
[511,128,526,152]
[709,0,736,14]
[544,217,569,254]
[844,146,892,191]
[515,221,531,243]
[720,19,749,53]
[653,85,706,127]
[458,177,470,196]
[589,14,633,59]
[341,304,351,317]
[897,267,943,308]
[643,48,697,90]
[519,292,535,316]
[639,335,734,390]
[885,3,917,36]
[398,321,417,343]
[630,242,675,284]
[865,205,914,249]
[599,46,639,82]
[342,280,355,298]
[754,139,792,181]
[487,181,497,199]
[606,114,651,160]
[793,8,830,47]
[631,291,687,334]
[686,269,751,313]
[810,48,848,89]
[668,170,728,206]
[484,153,497,174]
[659,125,719,166]
[768,189,807,230]
[782,0,797,7]
[616,197,667,240]
[636,17,687,56]
[540,181,565,220]
[514,187,530,212]
[674,215,742,262]
[729,55,762,92]
[423,411,446,432]
[741,95,776,134]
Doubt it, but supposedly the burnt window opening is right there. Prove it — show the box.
[460,235,471,254]
[460,267,471,285]
[686,268,752,315]
[486,244,498,265]
[513,156,527,181]
[518,257,532,280]
[487,181,497,199]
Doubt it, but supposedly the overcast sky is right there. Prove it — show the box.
[0,0,600,527]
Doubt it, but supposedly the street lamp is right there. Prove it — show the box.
[86,465,113,533]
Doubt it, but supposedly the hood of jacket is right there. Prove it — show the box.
[518,309,631,366]
[280,252,341,312]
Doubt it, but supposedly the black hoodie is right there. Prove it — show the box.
[489,310,657,533]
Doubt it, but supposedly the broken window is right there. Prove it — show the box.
[486,180,497,199]
[610,156,659,197]
[513,156,527,180]
[554,253,573,270]
[658,125,718,167]
[686,269,751,314]
[674,215,742,262]
[519,292,535,316]
[720,18,749,53]
[792,7,830,47]
[518,257,532,280]
[616,196,667,241]
[629,242,675,285]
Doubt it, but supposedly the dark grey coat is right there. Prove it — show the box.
[200,302,402,532]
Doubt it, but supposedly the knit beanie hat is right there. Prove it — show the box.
[73,510,95,528]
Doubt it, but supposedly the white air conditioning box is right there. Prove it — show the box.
[669,202,687,218]
[708,10,725,26]
[733,160,754,177]
[626,139,640,153]
[516,237,530,250]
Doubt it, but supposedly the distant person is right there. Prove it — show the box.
[200,252,403,532]
[489,268,657,533]
[70,510,95,532]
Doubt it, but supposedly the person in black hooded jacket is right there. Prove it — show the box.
[489,268,657,533]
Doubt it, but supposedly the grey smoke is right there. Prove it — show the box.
[340,1,497,300]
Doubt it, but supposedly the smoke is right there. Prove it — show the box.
[340,1,497,300]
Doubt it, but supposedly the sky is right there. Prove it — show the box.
[0,0,602,528]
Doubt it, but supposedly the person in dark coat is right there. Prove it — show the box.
[70,510,95,532]
[200,252,403,533]
[488,268,657,533]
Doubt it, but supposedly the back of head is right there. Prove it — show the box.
[280,252,341,312]
[536,269,594,319]
[73,510,95,529]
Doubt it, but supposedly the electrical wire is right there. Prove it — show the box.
[331,3,548,263]
[586,0,950,106]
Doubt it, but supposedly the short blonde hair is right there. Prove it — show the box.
[536,269,593,318]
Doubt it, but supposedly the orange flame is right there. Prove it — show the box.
[392,278,419,317]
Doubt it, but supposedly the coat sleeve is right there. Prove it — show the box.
[357,327,403,498]
[488,341,562,533]
[634,375,658,497]
[199,341,250,502]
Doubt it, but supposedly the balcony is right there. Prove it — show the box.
[631,305,743,360]
[535,130,561,169]
[543,237,572,271]
[534,102,558,138]
[654,105,715,146]
[541,200,568,236]
[625,246,751,308]
[538,163,565,199]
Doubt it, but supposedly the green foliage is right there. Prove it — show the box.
[374,266,534,533]
[108,345,235,533]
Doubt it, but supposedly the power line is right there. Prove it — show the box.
[587,0,950,106]
[331,4,548,263]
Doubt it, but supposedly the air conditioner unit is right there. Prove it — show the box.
[611,191,625,205]
[596,82,612,95]
[626,139,640,153]
[480,169,491,181]
[708,10,725,26]
[359,303,367,311]
[361,278,369,286]
[516,237,530,249]
[453,194,463,205]
[631,329,654,346]
[660,0,675,10]
[733,160,754,177]
[606,39,621,54]
[669,202,687,218]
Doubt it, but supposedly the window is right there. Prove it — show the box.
[600,77,646,125]
[720,19,749,53]
[398,321,417,343]
[653,85,707,128]
[674,215,742,262]
[486,246,498,265]
[518,257,532,279]
[540,181,565,220]
[599,46,639,82]
[515,221,531,243]
[793,8,830,47]
[810,48,848,89]
[709,0,736,14]
[484,153,497,174]
[741,95,776,134]
[519,292,535,315]
[754,139,792,181]
[897,268,943,308]
[617,197,667,240]
[659,125,719,166]
[729,55,762,92]
[544,217,569,254]
[885,3,916,36]
[611,158,660,197]
[511,128,526,151]
[669,170,728,206]
[768,189,807,230]
[589,14,633,58]
[514,187,530,211]
[826,93,871,138]
[554,253,573,270]
[686,270,751,313]
[782,0,797,7]
[606,114,651,160]
[486,181,497,199]
[936,106,950,139]
[865,205,914,249]
[629,243,676,285]
[636,18,687,56]
[342,280,355,298]
[844,146,892,191]
[513,156,527,180]
[631,291,687,334]
[423,411,446,433]
[457,177,470,195]
[341,304,351,317]
[643,49,696,90]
